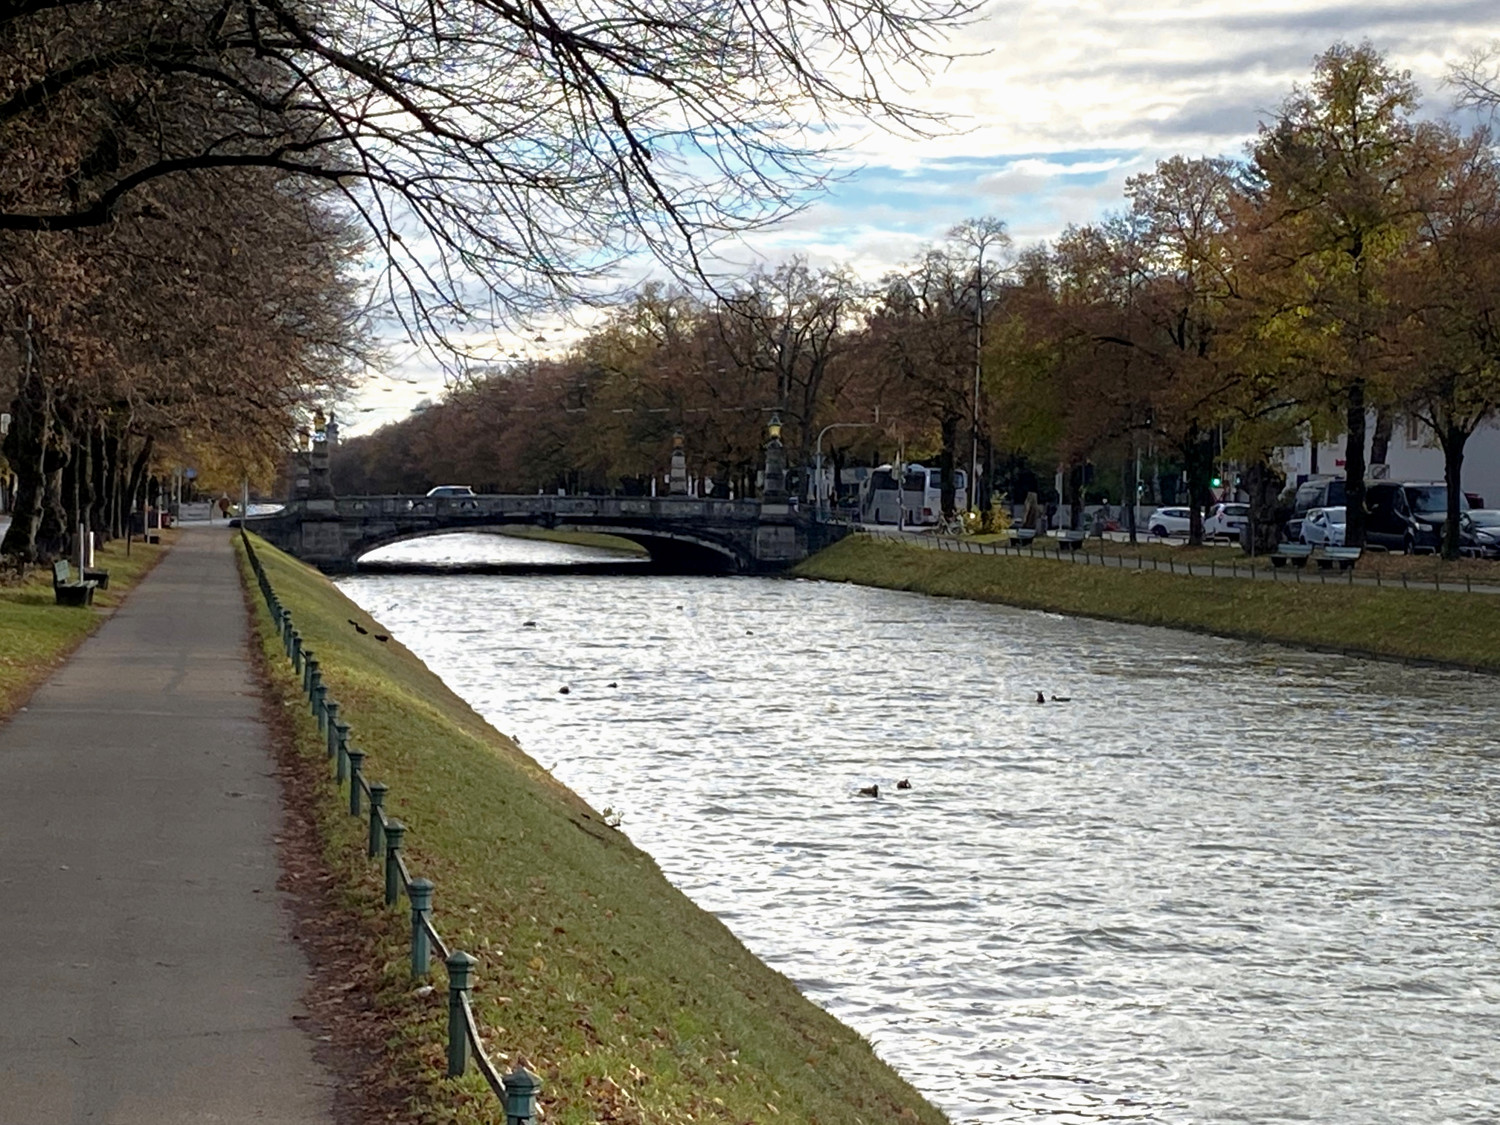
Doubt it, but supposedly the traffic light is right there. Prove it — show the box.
[1211,476,1222,488]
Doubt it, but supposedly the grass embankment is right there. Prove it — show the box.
[0,535,173,717]
[794,535,1500,673]
[971,532,1500,583]
[239,533,945,1125]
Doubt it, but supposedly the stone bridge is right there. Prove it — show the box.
[244,494,846,574]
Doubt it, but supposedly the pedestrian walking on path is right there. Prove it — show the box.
[0,529,336,1124]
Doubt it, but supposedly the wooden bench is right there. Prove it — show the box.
[52,560,98,606]
[1005,527,1038,548]
[1056,529,1086,552]
[1270,543,1312,568]
[1317,546,1362,571]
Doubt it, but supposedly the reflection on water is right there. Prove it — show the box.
[344,533,1500,1124]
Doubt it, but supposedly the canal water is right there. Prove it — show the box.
[343,532,1500,1125]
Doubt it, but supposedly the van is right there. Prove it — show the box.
[1364,481,1468,553]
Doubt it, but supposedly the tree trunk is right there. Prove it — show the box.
[1440,423,1467,561]
[1241,459,1285,555]
[90,424,111,540]
[0,374,49,560]
[1370,408,1394,471]
[938,413,958,516]
[1183,427,1214,546]
[1343,381,1368,547]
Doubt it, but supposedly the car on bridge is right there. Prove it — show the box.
[426,485,475,497]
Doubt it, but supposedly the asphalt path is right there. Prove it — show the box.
[0,528,335,1124]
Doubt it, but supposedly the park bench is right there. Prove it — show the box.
[1270,543,1312,568]
[1056,529,1087,551]
[1317,546,1363,571]
[52,560,98,607]
[1005,527,1038,548]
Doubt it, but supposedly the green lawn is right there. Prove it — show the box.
[795,535,1500,673]
[0,536,172,717]
[240,533,947,1125]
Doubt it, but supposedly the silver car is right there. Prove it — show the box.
[1300,506,1346,547]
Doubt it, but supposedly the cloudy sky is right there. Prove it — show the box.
[343,1,1500,435]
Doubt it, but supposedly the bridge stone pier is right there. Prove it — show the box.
[244,494,847,574]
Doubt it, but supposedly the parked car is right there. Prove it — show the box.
[1299,506,1347,547]
[1364,481,1468,553]
[1284,476,1346,542]
[1147,506,1193,537]
[1203,502,1249,540]
[426,484,476,497]
[1461,509,1500,558]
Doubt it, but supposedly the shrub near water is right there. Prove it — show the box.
[240,534,948,1125]
[794,536,1500,673]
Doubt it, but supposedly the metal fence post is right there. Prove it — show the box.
[302,652,316,696]
[347,750,366,816]
[384,819,406,905]
[368,782,388,857]
[291,632,303,674]
[409,878,434,978]
[321,697,338,740]
[335,722,351,782]
[446,951,477,1077]
[503,1068,542,1124]
[311,680,326,725]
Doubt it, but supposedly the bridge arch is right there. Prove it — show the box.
[345,520,746,573]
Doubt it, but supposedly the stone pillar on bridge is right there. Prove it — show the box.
[669,431,689,495]
[762,412,787,503]
[307,409,336,504]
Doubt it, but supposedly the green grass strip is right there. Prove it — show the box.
[239,533,948,1125]
[0,537,172,717]
[794,535,1500,674]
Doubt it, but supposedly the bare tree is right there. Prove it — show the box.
[1,0,975,339]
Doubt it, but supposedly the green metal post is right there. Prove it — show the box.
[503,1068,542,1125]
[335,722,351,781]
[368,782,388,857]
[291,632,303,674]
[446,951,477,1077]
[347,750,366,816]
[409,877,434,978]
[301,652,316,696]
[323,700,340,753]
[384,819,406,905]
[310,679,325,723]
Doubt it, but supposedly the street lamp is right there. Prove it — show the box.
[812,421,874,519]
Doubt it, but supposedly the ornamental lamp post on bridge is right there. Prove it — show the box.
[762,412,787,503]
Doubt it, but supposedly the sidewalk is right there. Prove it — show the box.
[0,529,335,1123]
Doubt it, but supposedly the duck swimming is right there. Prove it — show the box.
[1035,691,1046,704]
[858,784,880,798]
[896,778,912,790]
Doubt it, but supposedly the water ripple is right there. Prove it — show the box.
[344,534,1500,1124]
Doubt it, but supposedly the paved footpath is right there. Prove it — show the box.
[0,529,335,1124]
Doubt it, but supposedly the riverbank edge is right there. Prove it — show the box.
[792,535,1500,677]
[0,535,174,720]
[236,533,951,1125]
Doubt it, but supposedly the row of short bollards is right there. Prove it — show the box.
[242,532,541,1121]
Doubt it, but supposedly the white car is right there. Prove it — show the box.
[426,484,475,497]
[1300,506,1346,547]
[1203,502,1249,540]
[1147,506,1193,537]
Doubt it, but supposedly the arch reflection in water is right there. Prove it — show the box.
[341,533,1500,1125]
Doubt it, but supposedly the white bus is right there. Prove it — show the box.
[858,464,967,525]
